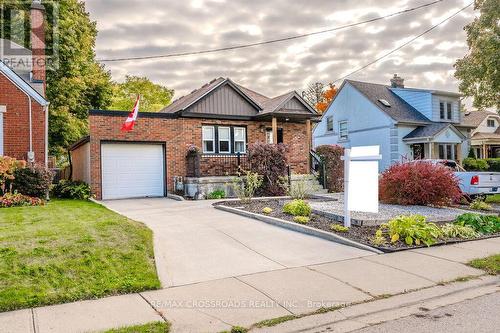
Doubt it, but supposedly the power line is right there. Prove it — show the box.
[331,2,473,84]
[98,0,446,62]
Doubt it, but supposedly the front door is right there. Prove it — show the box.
[412,143,425,160]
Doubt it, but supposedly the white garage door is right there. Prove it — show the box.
[101,143,165,200]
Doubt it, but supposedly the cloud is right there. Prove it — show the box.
[83,0,474,98]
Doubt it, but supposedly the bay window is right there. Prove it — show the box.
[202,125,247,154]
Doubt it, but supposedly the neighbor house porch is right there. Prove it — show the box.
[470,133,500,159]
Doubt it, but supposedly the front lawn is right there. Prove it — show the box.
[468,254,500,275]
[0,200,160,312]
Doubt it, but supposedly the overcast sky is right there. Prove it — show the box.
[84,0,474,100]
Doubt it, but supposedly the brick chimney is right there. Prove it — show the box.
[30,0,46,88]
[390,74,404,88]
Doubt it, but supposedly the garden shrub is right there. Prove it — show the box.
[11,164,53,198]
[207,189,225,199]
[0,156,26,194]
[52,180,91,200]
[331,224,349,232]
[379,162,462,206]
[293,216,310,224]
[467,147,476,159]
[440,223,479,239]
[377,215,442,246]
[283,199,311,217]
[0,193,44,208]
[454,213,500,234]
[262,207,273,214]
[315,145,344,192]
[287,179,312,200]
[248,142,288,196]
[231,171,263,203]
[463,158,489,171]
[469,198,492,211]
[485,158,500,172]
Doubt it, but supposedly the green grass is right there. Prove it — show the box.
[485,194,500,203]
[468,254,500,275]
[0,200,161,312]
[103,322,169,333]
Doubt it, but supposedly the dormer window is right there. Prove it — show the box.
[487,119,495,127]
[440,102,452,120]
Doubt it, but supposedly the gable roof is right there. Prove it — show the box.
[403,123,465,141]
[462,110,499,127]
[160,77,317,119]
[346,80,431,124]
[0,59,48,106]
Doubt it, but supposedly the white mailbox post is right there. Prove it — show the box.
[341,146,382,227]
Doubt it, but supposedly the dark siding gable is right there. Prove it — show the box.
[186,83,260,116]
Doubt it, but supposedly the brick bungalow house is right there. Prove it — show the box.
[70,77,318,200]
[0,1,49,166]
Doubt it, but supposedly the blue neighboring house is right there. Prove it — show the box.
[313,75,473,172]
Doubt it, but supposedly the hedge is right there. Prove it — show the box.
[463,158,500,172]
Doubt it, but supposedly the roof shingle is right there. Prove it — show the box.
[346,80,431,124]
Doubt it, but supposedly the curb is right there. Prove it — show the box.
[214,205,383,254]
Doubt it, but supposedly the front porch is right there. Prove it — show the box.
[470,133,500,158]
[403,123,466,162]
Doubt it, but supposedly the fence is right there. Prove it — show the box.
[186,153,251,177]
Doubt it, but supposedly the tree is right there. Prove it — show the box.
[109,76,174,112]
[315,83,338,113]
[302,82,325,109]
[0,0,114,157]
[454,0,499,110]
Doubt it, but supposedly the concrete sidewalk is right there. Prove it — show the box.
[1,238,498,333]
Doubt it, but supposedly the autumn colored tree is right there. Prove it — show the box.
[315,83,338,113]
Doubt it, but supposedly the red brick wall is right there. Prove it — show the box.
[0,74,46,164]
[89,114,310,199]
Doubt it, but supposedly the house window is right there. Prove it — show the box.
[202,125,247,154]
[326,116,334,132]
[438,144,455,160]
[440,102,452,120]
[234,127,246,153]
[339,121,348,140]
[218,127,231,153]
[487,119,495,127]
[202,126,215,153]
[0,105,5,156]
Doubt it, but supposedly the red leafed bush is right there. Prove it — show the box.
[379,162,462,206]
[248,142,288,196]
[315,145,344,192]
[0,193,45,208]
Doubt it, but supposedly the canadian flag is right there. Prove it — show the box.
[121,95,140,131]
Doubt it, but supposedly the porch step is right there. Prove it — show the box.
[290,174,329,195]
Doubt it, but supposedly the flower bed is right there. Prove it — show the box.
[0,193,45,208]
[216,198,500,252]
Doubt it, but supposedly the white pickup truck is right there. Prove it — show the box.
[410,159,500,198]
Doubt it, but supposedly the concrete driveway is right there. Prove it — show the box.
[102,198,373,288]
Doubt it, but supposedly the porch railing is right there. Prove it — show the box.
[186,153,251,177]
[310,150,327,189]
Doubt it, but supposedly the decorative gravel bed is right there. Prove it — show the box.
[217,198,500,252]
[310,193,475,225]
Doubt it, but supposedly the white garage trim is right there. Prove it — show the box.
[101,142,166,200]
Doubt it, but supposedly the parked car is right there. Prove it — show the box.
[409,159,500,198]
